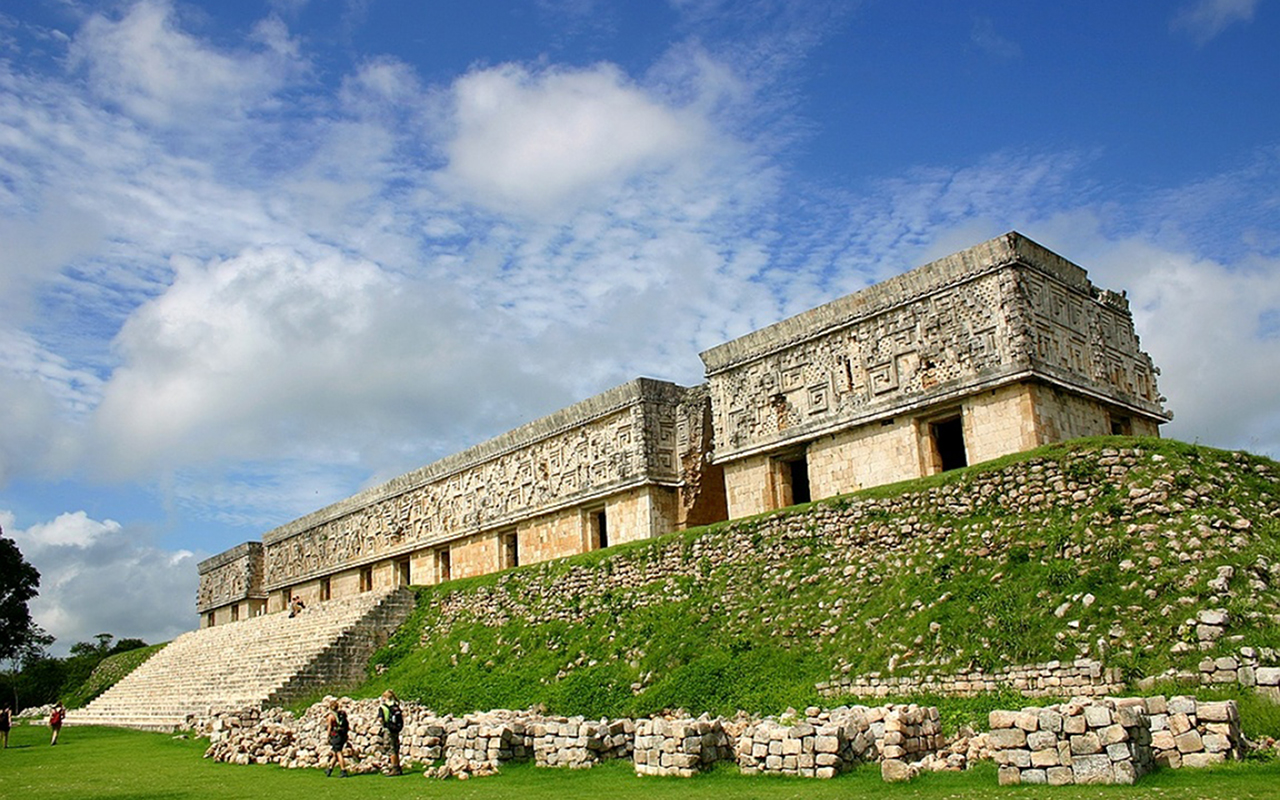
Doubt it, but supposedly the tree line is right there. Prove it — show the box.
[1,526,148,711]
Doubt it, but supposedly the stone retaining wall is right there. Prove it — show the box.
[819,658,1124,699]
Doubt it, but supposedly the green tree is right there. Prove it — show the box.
[0,527,44,665]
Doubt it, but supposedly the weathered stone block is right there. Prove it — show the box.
[1073,754,1115,784]
[1070,732,1102,755]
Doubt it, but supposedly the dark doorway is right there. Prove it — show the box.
[320,577,331,601]
[396,558,411,586]
[502,530,519,569]
[592,509,609,550]
[931,416,968,472]
[786,457,811,504]
[436,548,452,583]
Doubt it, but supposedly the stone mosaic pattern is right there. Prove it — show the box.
[258,379,690,590]
[701,233,1167,462]
[196,542,265,613]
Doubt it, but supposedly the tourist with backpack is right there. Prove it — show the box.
[324,699,349,777]
[49,702,65,745]
[379,690,404,775]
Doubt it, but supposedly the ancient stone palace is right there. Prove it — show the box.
[197,232,1170,626]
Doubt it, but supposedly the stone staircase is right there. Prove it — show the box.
[66,586,416,731]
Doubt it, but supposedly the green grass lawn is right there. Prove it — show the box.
[3,723,1280,800]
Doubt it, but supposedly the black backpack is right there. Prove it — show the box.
[383,703,403,733]
[335,709,349,736]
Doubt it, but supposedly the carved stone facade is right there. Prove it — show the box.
[197,232,1169,625]
[701,232,1168,518]
[197,542,266,627]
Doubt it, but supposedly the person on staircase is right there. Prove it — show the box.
[288,595,306,618]
[324,698,350,777]
[379,690,404,776]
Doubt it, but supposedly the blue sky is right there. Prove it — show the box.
[1,0,1277,655]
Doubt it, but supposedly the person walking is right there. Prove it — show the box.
[0,703,12,749]
[49,702,65,745]
[324,699,349,777]
[379,690,404,776]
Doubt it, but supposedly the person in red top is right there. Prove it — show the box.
[49,702,65,745]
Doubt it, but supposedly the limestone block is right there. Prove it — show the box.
[1031,748,1061,767]
[1167,696,1197,716]
[1037,709,1064,733]
[1070,732,1103,755]
[1197,701,1235,723]
[1072,754,1114,784]
[1047,765,1074,785]
[1174,730,1204,754]
[1202,733,1232,753]
[988,727,1027,749]
[1112,760,1139,785]
[997,766,1021,786]
[1182,751,1226,769]
[1083,705,1113,728]
[1099,723,1129,746]
[881,759,912,783]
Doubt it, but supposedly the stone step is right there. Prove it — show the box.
[73,586,415,731]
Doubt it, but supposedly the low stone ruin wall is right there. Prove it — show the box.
[199,695,1243,785]
[986,696,1242,786]
[819,658,1125,699]
[735,709,876,778]
[532,716,633,768]
[988,699,1152,786]
[199,700,949,780]
[633,716,734,777]
[1139,695,1243,768]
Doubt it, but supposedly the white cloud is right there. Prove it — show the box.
[440,63,712,217]
[69,0,306,128]
[1027,215,1280,459]
[2,510,199,655]
[1172,0,1258,45]
[971,18,1022,59]
[86,245,572,479]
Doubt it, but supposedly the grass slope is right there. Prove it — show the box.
[359,438,1280,723]
[62,643,167,709]
[2,723,1279,799]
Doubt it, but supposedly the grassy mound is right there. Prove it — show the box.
[359,438,1280,721]
[63,643,167,709]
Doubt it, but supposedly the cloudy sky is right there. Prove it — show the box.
[1,0,1277,655]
